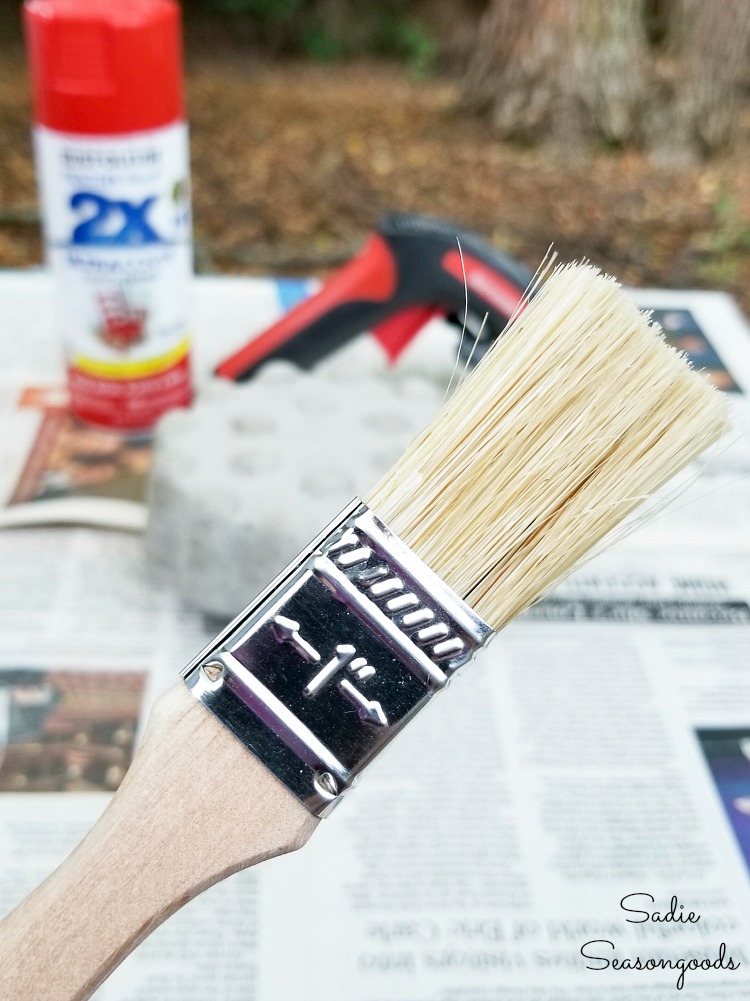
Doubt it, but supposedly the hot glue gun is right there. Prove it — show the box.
[215,213,533,381]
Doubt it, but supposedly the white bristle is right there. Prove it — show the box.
[367,262,730,630]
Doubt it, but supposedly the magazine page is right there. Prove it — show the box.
[627,289,750,549]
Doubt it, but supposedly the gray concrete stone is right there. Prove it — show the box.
[147,326,455,617]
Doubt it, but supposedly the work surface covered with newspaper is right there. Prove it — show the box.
[1,272,750,1000]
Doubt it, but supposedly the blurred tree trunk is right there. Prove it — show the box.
[661,0,750,154]
[463,0,750,156]
[463,0,647,146]
[574,0,647,143]
[462,0,573,141]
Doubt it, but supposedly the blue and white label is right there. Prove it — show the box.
[33,122,192,369]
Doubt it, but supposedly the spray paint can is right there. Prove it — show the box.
[24,0,192,429]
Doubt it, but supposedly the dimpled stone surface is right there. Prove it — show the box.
[147,327,455,617]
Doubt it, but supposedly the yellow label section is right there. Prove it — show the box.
[72,338,191,380]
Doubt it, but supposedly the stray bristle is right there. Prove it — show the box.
[367,263,730,631]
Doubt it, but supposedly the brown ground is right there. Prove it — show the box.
[2,43,750,313]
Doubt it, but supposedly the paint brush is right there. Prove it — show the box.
[0,263,729,1001]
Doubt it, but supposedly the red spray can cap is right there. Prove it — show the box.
[24,0,184,135]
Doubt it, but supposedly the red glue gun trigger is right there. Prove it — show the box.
[372,305,444,363]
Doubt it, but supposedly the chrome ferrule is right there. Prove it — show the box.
[182,499,493,817]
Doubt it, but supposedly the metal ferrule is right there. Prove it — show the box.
[182,500,493,817]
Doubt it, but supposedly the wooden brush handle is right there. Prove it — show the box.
[0,683,318,1001]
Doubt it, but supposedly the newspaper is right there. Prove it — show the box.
[1,273,750,999]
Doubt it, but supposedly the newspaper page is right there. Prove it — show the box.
[1,273,750,1000]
